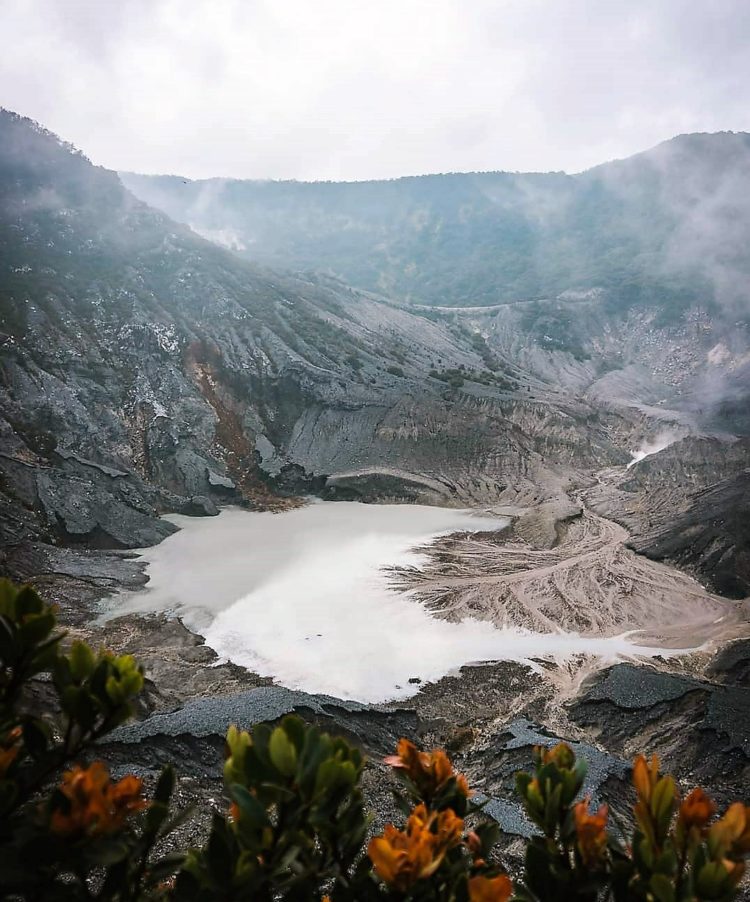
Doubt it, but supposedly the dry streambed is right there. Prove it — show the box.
[391,507,745,650]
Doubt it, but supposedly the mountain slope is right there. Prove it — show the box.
[0,110,634,559]
[121,132,750,314]
[1,110,749,602]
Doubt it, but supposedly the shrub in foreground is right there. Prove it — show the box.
[0,578,748,901]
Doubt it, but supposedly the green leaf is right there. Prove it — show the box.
[155,764,176,804]
[15,586,44,618]
[695,860,731,898]
[18,611,55,646]
[516,772,532,797]
[0,579,19,617]
[69,640,96,681]
[60,684,97,730]
[0,617,18,664]
[651,776,675,820]
[86,836,131,867]
[280,714,307,753]
[230,783,271,829]
[206,815,234,882]
[269,725,298,777]
[148,852,188,883]
[649,873,676,902]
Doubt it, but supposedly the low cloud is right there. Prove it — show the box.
[1,0,749,180]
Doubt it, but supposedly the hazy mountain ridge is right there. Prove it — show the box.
[121,131,750,314]
[1,108,748,599]
[1,109,637,559]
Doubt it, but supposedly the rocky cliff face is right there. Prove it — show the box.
[0,110,653,558]
[2,111,749,601]
[582,436,750,598]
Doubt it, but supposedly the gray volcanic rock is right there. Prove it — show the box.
[466,718,628,839]
[629,469,750,598]
[2,110,750,890]
[322,468,458,504]
[708,639,750,686]
[569,663,750,806]
[584,437,750,597]
[35,469,177,547]
[179,495,219,517]
[3,111,749,613]
[109,685,419,755]
[0,541,149,625]
[1,109,660,578]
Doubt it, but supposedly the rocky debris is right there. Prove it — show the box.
[2,113,645,568]
[179,495,219,517]
[109,685,418,751]
[391,508,741,645]
[0,541,148,625]
[708,639,750,686]
[384,661,545,729]
[575,664,706,710]
[5,112,750,610]
[34,469,177,548]
[206,469,235,490]
[75,613,273,712]
[2,110,750,883]
[629,469,750,599]
[512,497,582,549]
[568,663,750,808]
[322,468,458,505]
[585,437,750,598]
[0,445,180,549]
[98,683,422,839]
[54,448,129,478]
[466,718,628,839]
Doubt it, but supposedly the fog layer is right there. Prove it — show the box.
[113,503,674,702]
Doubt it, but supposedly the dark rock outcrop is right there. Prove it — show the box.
[569,663,750,807]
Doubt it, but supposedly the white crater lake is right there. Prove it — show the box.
[110,502,668,703]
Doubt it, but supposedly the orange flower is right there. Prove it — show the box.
[466,830,483,857]
[539,743,575,770]
[368,803,464,891]
[435,806,464,847]
[709,803,750,857]
[50,761,148,838]
[632,754,660,805]
[384,738,472,801]
[0,727,22,777]
[726,861,746,889]
[573,797,609,868]
[679,788,716,831]
[468,874,513,902]
[456,772,471,797]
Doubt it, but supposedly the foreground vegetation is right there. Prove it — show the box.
[1,579,748,900]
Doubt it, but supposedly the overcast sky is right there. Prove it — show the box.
[2,0,749,181]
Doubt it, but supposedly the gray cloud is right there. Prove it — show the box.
[1,0,749,180]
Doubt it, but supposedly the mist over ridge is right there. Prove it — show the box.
[120,130,750,318]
